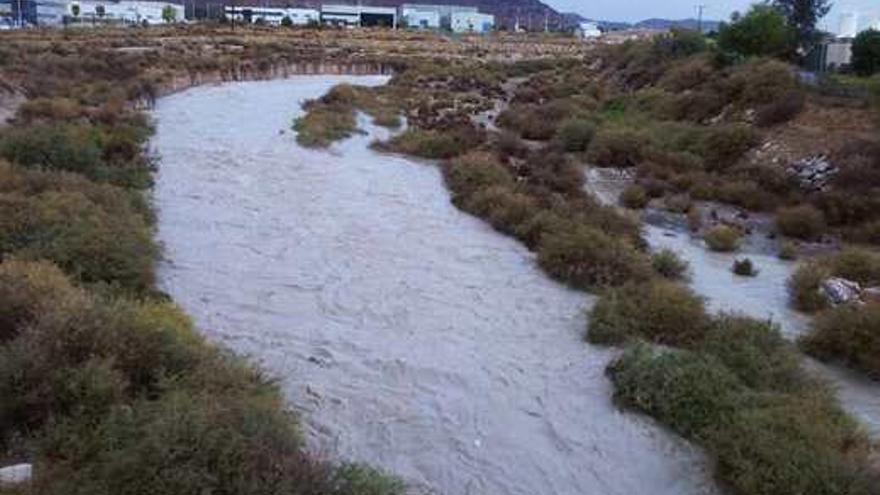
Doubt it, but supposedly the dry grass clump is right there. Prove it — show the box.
[537,226,652,290]
[704,225,742,252]
[380,124,485,159]
[652,249,690,280]
[776,204,826,240]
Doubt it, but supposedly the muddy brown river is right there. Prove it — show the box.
[152,76,719,495]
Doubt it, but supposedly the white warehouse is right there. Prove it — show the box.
[321,4,396,28]
[450,10,493,33]
[225,6,319,25]
[69,0,184,24]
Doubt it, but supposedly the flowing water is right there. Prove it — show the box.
[152,77,718,495]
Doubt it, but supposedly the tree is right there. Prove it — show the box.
[771,0,832,54]
[70,3,80,17]
[851,29,880,76]
[95,4,105,17]
[281,15,293,27]
[161,4,176,23]
[718,5,795,59]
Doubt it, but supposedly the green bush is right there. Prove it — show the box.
[788,262,831,312]
[851,29,880,77]
[700,316,805,392]
[293,106,357,148]
[537,226,653,289]
[651,249,690,280]
[585,127,648,168]
[732,258,758,276]
[776,204,826,240]
[700,124,760,171]
[620,184,649,209]
[708,397,872,495]
[801,303,880,379]
[554,118,595,152]
[443,152,515,202]
[0,188,157,292]
[588,281,709,346]
[717,5,795,59]
[609,345,745,439]
[381,126,484,159]
[703,225,742,252]
[831,247,880,286]
[462,186,539,237]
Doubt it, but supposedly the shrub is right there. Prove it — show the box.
[779,241,798,260]
[588,281,709,346]
[704,225,742,252]
[755,91,805,127]
[717,5,795,59]
[620,184,649,209]
[0,189,157,292]
[537,226,653,290]
[555,118,595,152]
[444,152,514,202]
[851,29,880,77]
[608,345,745,439]
[700,316,805,392]
[830,247,880,286]
[651,249,690,280]
[0,124,99,176]
[801,303,880,379]
[788,262,831,312]
[700,124,760,171]
[381,126,484,159]
[293,106,357,148]
[462,186,539,236]
[708,397,872,495]
[776,204,826,240]
[585,127,648,168]
[733,258,758,277]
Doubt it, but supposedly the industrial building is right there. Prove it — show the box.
[576,21,601,39]
[225,6,318,25]
[320,4,396,28]
[0,0,181,26]
[449,10,493,33]
[69,0,184,24]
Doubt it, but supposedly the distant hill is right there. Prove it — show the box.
[634,18,721,33]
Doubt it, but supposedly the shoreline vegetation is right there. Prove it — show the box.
[295,26,880,495]
[0,20,878,495]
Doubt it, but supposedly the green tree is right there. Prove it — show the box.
[281,15,293,27]
[95,4,104,17]
[161,4,176,23]
[851,29,880,76]
[771,0,832,54]
[70,3,80,17]
[718,5,795,59]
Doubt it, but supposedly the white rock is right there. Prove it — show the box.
[0,463,32,485]
[821,278,862,305]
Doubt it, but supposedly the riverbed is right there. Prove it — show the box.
[152,76,718,495]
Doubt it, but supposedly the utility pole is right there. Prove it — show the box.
[696,4,707,33]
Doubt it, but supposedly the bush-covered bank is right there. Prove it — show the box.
[608,315,879,495]
[801,303,880,380]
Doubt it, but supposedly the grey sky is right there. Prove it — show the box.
[547,0,880,32]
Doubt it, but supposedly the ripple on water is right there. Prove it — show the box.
[153,76,719,495]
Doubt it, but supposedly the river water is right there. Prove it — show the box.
[152,76,719,495]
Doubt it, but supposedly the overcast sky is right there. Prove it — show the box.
[547,0,880,32]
